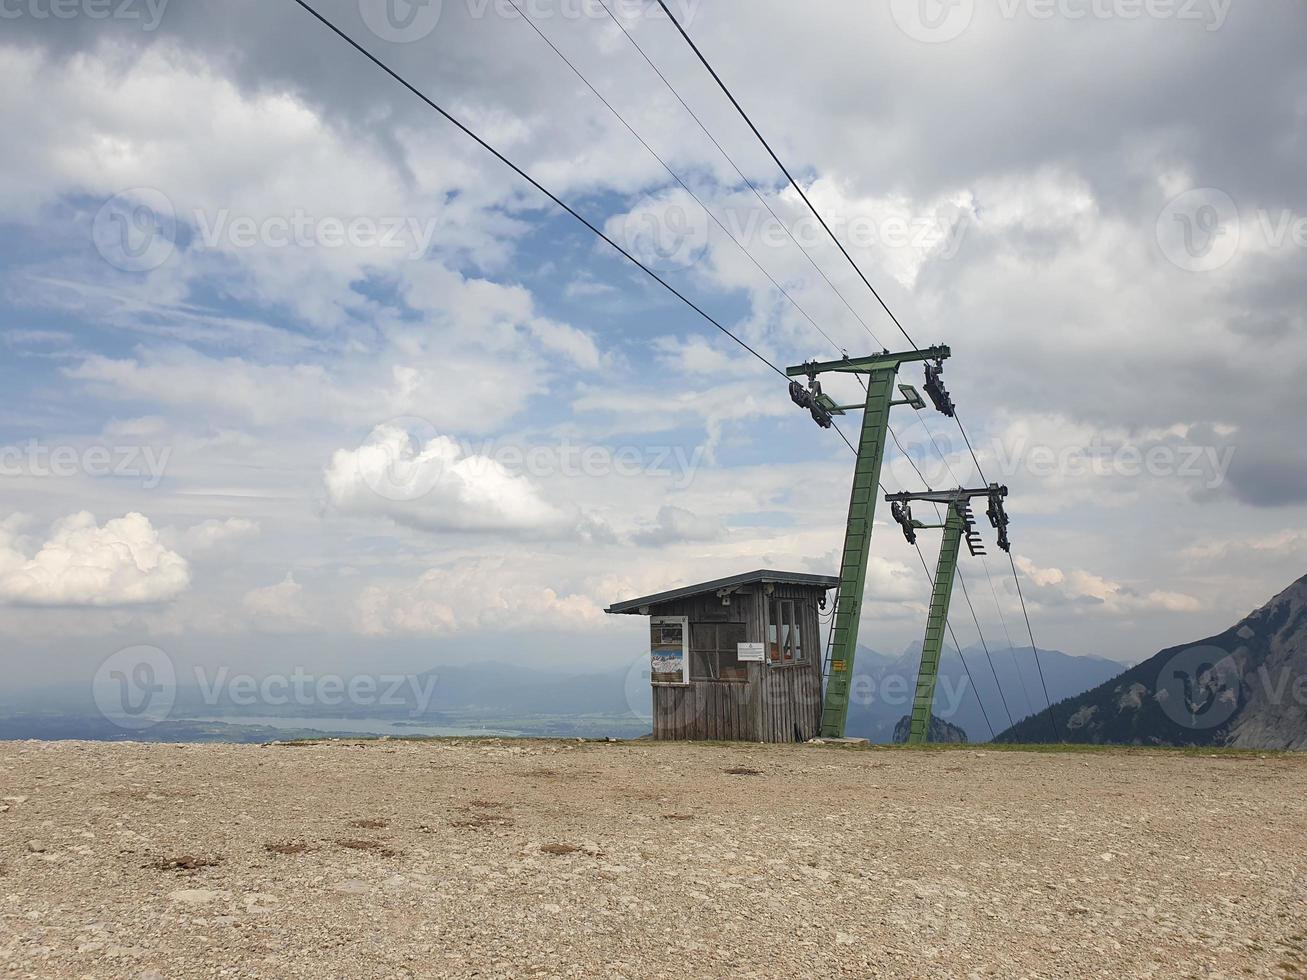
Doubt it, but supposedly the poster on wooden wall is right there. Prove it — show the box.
[649,616,690,686]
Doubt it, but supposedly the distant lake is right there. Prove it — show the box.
[183,715,525,739]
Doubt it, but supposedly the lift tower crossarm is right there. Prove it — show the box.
[785,345,950,379]
[885,485,1008,507]
[787,344,953,739]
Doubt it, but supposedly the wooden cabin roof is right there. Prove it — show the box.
[605,569,839,615]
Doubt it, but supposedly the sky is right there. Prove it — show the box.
[1,0,1305,697]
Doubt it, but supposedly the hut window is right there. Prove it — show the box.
[767,599,803,664]
[690,622,748,681]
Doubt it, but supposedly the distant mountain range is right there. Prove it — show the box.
[844,643,1123,744]
[996,574,1307,749]
[1,643,1127,743]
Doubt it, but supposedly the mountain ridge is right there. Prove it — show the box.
[996,574,1307,749]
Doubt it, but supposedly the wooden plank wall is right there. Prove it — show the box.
[648,584,825,743]
[652,680,760,742]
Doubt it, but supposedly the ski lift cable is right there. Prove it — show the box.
[653,0,919,350]
[287,0,790,384]
[654,0,1007,502]
[504,0,853,360]
[650,1,1057,737]
[982,557,1033,716]
[954,565,1014,730]
[596,0,1004,550]
[1010,548,1060,742]
[596,0,888,353]
[510,0,895,433]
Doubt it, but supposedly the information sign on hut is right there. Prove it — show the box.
[606,570,838,743]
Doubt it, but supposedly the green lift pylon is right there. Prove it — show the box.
[886,485,1011,744]
[785,345,952,739]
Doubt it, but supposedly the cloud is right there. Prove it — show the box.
[175,518,261,555]
[564,275,617,299]
[354,561,606,636]
[242,573,318,634]
[1144,591,1207,614]
[1181,529,1307,563]
[0,40,518,324]
[63,338,541,434]
[1222,440,1307,508]
[801,176,977,289]
[632,506,727,548]
[572,380,787,460]
[65,352,334,428]
[523,316,602,371]
[0,512,190,607]
[3,329,73,349]
[323,424,565,534]
[1014,556,1201,615]
[651,336,753,377]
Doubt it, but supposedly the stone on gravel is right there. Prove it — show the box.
[167,889,229,905]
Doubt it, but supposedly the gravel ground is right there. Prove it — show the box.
[1,738,1305,979]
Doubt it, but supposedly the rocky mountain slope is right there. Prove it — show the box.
[997,574,1307,749]
[891,714,970,744]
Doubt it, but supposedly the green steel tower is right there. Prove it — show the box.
[885,486,1011,744]
[784,346,954,739]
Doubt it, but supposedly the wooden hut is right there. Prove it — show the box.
[606,570,838,743]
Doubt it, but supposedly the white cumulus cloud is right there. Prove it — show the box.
[0,512,190,607]
[324,425,564,534]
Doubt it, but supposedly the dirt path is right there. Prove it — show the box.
[1,739,1304,978]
